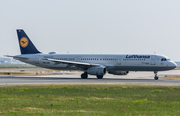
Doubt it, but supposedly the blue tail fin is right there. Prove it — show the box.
[17,29,41,54]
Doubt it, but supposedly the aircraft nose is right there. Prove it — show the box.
[171,62,177,69]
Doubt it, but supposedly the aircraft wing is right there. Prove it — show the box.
[44,58,101,69]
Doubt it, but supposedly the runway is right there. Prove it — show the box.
[0,70,180,85]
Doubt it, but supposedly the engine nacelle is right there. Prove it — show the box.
[87,67,106,75]
[108,71,129,75]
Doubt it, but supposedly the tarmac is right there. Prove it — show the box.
[0,69,180,85]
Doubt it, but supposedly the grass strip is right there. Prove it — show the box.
[0,84,180,116]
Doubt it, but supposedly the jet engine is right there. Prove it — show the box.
[87,67,106,75]
[108,71,129,75]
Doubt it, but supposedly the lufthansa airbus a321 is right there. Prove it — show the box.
[6,29,177,80]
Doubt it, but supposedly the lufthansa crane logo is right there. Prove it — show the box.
[20,37,29,48]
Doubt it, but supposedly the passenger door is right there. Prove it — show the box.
[151,55,156,65]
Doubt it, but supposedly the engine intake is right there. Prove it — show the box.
[108,71,129,75]
[87,67,106,75]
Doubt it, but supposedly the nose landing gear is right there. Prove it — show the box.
[154,71,159,80]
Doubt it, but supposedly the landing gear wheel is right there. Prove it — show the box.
[97,75,103,79]
[154,71,159,80]
[81,73,88,79]
[154,76,159,80]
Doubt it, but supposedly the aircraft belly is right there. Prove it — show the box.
[107,66,174,71]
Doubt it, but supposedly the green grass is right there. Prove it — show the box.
[0,84,180,116]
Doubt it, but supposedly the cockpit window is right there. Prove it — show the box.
[167,59,171,61]
[161,58,167,61]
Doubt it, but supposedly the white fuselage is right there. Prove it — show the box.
[14,54,177,72]
[12,29,177,79]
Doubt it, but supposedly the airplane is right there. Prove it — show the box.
[6,29,177,80]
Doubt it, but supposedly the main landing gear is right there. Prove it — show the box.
[154,71,159,80]
[81,72,88,79]
[97,75,103,79]
[81,72,104,79]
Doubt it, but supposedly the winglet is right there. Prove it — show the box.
[17,29,41,54]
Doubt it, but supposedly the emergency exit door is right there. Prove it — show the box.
[117,57,121,65]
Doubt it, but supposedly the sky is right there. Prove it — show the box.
[0,0,180,61]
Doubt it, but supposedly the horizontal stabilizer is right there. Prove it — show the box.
[4,55,28,60]
[4,55,14,58]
